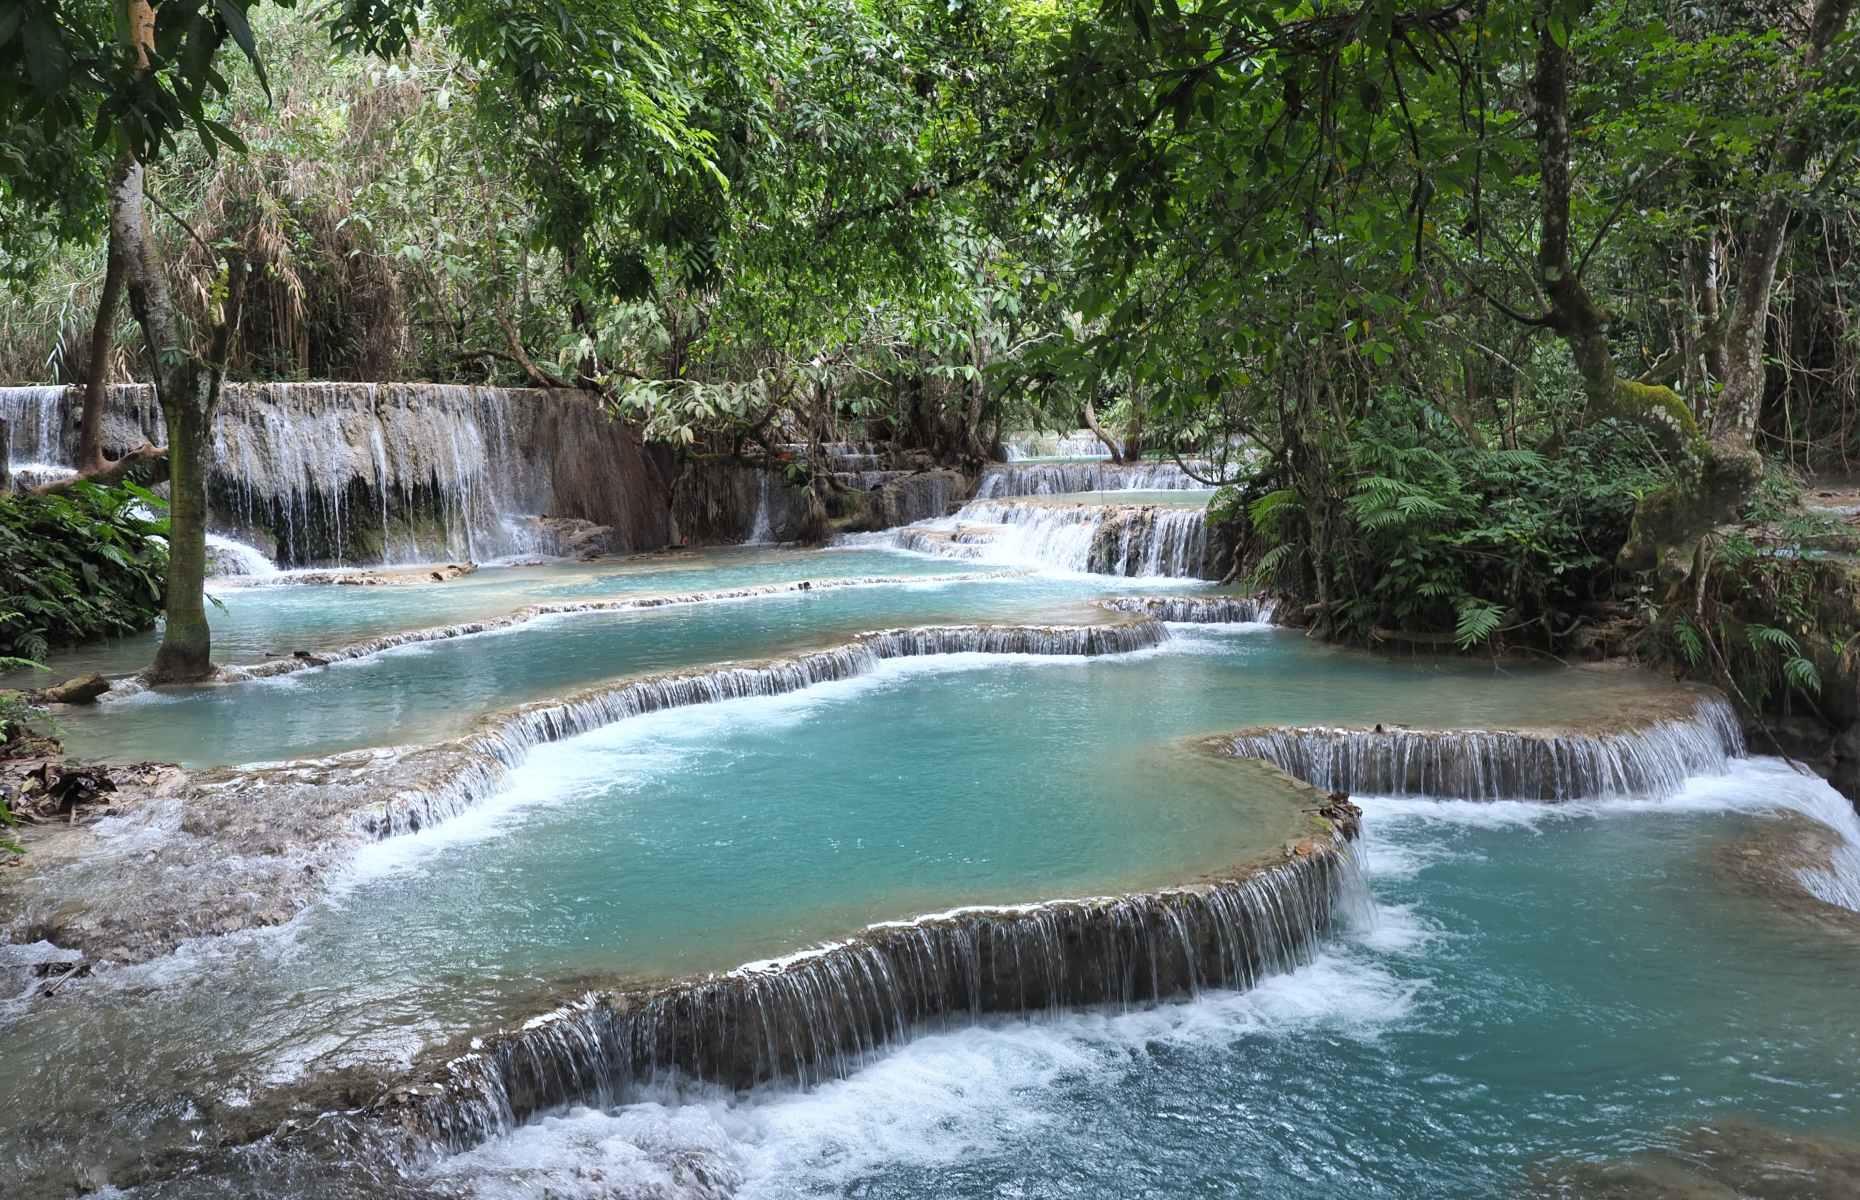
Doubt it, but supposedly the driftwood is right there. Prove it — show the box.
[29,442,169,495]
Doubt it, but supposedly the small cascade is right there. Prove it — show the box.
[998,430,1113,460]
[901,499,1214,578]
[8,463,76,491]
[976,461,1221,497]
[777,440,884,472]
[1225,695,1745,801]
[344,619,1170,840]
[204,533,281,578]
[381,812,1362,1158]
[1098,595,1278,623]
[0,385,69,473]
[747,471,775,544]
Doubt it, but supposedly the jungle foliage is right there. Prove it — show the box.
[2,0,1860,688]
[0,482,167,660]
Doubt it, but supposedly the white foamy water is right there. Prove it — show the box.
[1358,756,1860,913]
[426,935,1414,1200]
[206,532,280,577]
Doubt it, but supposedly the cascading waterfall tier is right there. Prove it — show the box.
[1000,431,1113,460]
[358,619,1170,840]
[0,382,670,565]
[1223,694,1745,801]
[1097,595,1279,624]
[155,572,1013,689]
[0,383,66,476]
[10,618,1168,967]
[976,461,1221,497]
[901,498,1215,579]
[374,794,1363,1159]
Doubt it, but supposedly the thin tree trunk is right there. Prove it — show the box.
[78,188,129,473]
[1532,18,1617,412]
[1082,396,1123,463]
[115,156,246,682]
[1712,0,1857,444]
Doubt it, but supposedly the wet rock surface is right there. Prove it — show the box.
[1711,810,1860,937]
[1527,1119,1860,1199]
[29,673,109,705]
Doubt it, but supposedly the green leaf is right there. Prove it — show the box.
[213,0,270,101]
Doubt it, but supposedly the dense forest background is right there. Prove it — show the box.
[3,0,1860,735]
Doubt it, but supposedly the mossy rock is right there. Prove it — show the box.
[1620,440,1762,577]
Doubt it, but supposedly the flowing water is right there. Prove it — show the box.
[5,416,1860,1198]
[2,546,969,686]
[424,778,1859,1200]
[886,496,1217,577]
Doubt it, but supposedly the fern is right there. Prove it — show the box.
[1248,542,1298,587]
[1247,488,1303,538]
[1454,600,1505,649]
[1783,655,1822,695]
[1746,624,1801,656]
[1672,621,1705,668]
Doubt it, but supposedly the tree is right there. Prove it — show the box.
[3,0,281,680]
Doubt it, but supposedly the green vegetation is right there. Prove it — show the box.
[0,483,168,661]
[3,0,1860,717]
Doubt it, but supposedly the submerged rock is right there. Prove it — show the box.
[1527,1118,1860,1199]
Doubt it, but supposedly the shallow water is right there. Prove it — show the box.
[428,773,1860,1200]
[64,591,1676,767]
[3,546,968,686]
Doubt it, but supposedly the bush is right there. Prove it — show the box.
[1251,390,1671,650]
[0,483,169,660]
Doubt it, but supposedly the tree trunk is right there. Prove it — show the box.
[1531,13,1696,449]
[1532,20,1613,411]
[110,0,247,683]
[77,166,131,473]
[1082,397,1124,463]
[114,154,246,682]
[150,371,215,682]
[1712,0,1857,444]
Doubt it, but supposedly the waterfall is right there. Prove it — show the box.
[975,461,1222,497]
[1098,595,1278,623]
[1,382,665,565]
[997,431,1113,460]
[204,533,280,578]
[898,499,1213,578]
[747,471,775,544]
[375,807,1362,1159]
[1224,695,1745,801]
[341,620,1169,840]
[0,385,69,476]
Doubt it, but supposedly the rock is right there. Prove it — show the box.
[33,674,109,705]
[1830,723,1860,808]
[520,516,616,559]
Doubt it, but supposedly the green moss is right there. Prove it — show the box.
[1601,379,1698,448]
